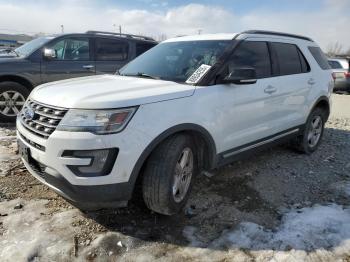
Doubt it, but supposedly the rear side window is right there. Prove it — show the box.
[308,46,331,70]
[328,60,343,69]
[270,42,309,75]
[95,38,128,61]
[136,42,156,56]
[228,41,271,79]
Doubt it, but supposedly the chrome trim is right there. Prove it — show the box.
[20,99,68,139]
[223,128,299,158]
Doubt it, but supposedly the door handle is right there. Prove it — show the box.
[308,78,316,85]
[82,65,94,70]
[264,85,277,94]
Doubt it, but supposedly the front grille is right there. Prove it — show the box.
[19,99,68,139]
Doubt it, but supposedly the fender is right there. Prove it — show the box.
[0,74,35,90]
[127,123,217,195]
[309,95,330,120]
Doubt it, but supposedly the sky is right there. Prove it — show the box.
[0,0,349,51]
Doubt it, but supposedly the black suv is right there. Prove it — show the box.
[0,31,157,122]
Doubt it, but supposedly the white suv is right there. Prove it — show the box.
[17,30,333,215]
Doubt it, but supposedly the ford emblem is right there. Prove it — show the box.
[24,107,35,120]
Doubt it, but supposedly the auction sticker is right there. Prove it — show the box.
[186,64,212,84]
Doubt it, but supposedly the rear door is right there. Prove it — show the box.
[94,37,130,74]
[41,36,95,83]
[267,41,313,130]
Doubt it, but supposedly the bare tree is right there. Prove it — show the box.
[326,42,343,57]
[157,34,167,42]
[346,48,350,56]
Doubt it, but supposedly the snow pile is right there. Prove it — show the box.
[208,204,350,251]
[0,199,80,261]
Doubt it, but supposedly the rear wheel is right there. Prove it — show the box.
[292,107,326,154]
[0,81,29,122]
[142,134,197,215]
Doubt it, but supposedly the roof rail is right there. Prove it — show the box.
[242,30,314,42]
[86,31,155,41]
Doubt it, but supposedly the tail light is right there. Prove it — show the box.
[344,72,350,78]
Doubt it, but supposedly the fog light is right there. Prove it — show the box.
[62,148,118,177]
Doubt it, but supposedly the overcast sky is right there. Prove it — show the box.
[0,0,349,51]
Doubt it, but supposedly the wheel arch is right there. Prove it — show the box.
[128,123,217,198]
[309,96,330,121]
[0,75,34,91]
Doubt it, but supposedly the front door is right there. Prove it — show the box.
[210,40,280,153]
[41,37,95,83]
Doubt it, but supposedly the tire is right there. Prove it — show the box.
[0,81,30,123]
[292,107,327,154]
[142,134,198,215]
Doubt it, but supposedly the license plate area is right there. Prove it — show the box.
[18,139,30,163]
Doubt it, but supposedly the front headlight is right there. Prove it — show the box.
[56,107,137,134]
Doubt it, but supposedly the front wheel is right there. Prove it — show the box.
[293,107,326,154]
[0,81,29,122]
[142,134,197,215]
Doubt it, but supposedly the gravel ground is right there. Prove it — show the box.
[0,94,349,261]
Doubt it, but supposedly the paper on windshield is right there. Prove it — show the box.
[186,64,212,84]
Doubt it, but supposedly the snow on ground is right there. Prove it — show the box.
[181,204,350,260]
[0,199,80,261]
[210,204,350,251]
[2,198,350,261]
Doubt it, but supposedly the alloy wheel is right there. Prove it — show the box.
[0,90,26,117]
[307,115,323,147]
[172,147,194,203]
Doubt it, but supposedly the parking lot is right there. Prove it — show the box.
[0,93,349,261]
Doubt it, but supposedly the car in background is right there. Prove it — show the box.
[0,31,157,122]
[328,58,350,93]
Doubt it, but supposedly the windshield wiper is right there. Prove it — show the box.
[121,72,161,80]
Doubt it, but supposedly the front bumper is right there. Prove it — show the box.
[16,117,151,209]
[21,155,130,209]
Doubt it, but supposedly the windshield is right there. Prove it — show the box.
[119,40,232,83]
[15,36,53,57]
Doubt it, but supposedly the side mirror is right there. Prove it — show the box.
[43,48,56,59]
[221,68,257,85]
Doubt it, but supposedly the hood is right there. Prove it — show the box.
[31,75,195,109]
[0,52,24,61]
[0,54,20,60]
[0,54,17,59]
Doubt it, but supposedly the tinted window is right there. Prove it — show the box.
[227,41,271,79]
[328,61,343,69]
[49,37,90,61]
[271,43,302,75]
[136,42,156,56]
[308,46,331,70]
[298,50,310,73]
[95,38,128,61]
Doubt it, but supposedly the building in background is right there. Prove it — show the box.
[0,33,34,49]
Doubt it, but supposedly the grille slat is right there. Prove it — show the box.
[32,119,57,129]
[20,99,67,139]
[34,110,65,120]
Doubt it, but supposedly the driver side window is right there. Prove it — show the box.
[49,37,90,61]
[226,41,271,79]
